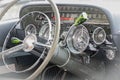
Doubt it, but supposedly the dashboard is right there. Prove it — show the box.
[16,3,117,79]
[19,4,112,55]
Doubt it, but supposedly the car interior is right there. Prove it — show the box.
[0,0,120,80]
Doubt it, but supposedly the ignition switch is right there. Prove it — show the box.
[106,49,116,60]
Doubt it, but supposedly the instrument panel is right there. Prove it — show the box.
[20,4,111,55]
[16,2,119,79]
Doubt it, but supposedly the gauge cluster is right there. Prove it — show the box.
[20,4,113,60]
[65,23,109,55]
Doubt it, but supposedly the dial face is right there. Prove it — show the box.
[92,27,106,45]
[39,23,55,41]
[25,24,37,36]
[67,25,90,54]
[72,27,89,51]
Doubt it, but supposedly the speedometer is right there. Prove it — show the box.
[67,25,90,54]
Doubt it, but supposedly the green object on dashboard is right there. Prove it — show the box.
[74,12,88,26]
[11,37,21,44]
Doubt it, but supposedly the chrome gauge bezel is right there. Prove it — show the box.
[92,27,106,45]
[67,25,90,54]
[25,24,37,36]
[39,23,55,42]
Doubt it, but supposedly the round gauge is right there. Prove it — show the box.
[92,27,106,45]
[39,23,55,41]
[67,25,90,54]
[25,24,37,36]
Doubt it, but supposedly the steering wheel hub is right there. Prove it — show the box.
[23,34,37,52]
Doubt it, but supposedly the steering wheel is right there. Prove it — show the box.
[0,0,60,80]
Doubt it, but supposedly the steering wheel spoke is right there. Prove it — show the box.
[35,42,51,48]
[1,44,24,56]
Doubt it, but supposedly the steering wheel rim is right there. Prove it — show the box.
[27,0,60,79]
[1,0,60,80]
[2,11,53,73]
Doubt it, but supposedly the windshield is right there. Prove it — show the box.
[0,0,31,21]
